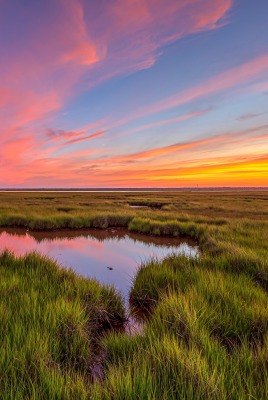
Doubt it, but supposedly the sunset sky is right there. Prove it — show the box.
[1,0,268,188]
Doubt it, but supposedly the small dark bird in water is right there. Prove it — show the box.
[107,267,113,270]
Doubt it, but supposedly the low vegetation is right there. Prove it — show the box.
[0,251,124,399]
[0,190,267,398]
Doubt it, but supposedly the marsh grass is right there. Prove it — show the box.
[0,190,268,398]
[95,260,268,399]
[0,251,125,399]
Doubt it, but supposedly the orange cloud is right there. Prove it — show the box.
[80,125,268,166]
[1,116,267,188]
[72,154,268,188]
[3,151,267,188]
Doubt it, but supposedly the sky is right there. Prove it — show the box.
[0,0,268,188]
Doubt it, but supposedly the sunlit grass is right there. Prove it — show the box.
[95,261,268,399]
[0,190,268,398]
[0,251,125,399]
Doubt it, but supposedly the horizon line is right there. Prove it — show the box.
[0,187,268,192]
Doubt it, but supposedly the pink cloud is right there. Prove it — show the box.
[46,125,105,144]
[0,135,36,165]
[81,54,268,136]
[2,121,267,188]
[0,0,100,136]
[84,0,233,85]
[65,130,105,145]
[142,54,268,116]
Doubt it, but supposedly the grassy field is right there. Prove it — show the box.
[0,190,268,399]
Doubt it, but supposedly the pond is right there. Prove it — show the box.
[0,228,198,300]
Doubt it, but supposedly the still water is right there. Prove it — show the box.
[0,228,198,299]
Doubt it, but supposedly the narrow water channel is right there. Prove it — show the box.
[0,228,198,300]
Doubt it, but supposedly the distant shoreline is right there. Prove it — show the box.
[0,187,267,192]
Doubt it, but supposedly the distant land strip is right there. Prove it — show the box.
[0,188,268,192]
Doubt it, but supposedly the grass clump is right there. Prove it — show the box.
[128,217,204,238]
[0,251,125,399]
[128,200,166,208]
[94,258,268,399]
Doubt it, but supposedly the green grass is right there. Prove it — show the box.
[94,259,268,399]
[0,190,268,398]
[0,251,125,399]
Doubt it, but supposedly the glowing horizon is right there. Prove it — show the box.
[1,0,268,188]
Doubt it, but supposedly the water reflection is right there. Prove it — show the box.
[0,228,198,299]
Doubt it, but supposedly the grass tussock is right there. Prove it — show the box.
[0,251,125,399]
[94,258,268,399]
[128,217,204,238]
